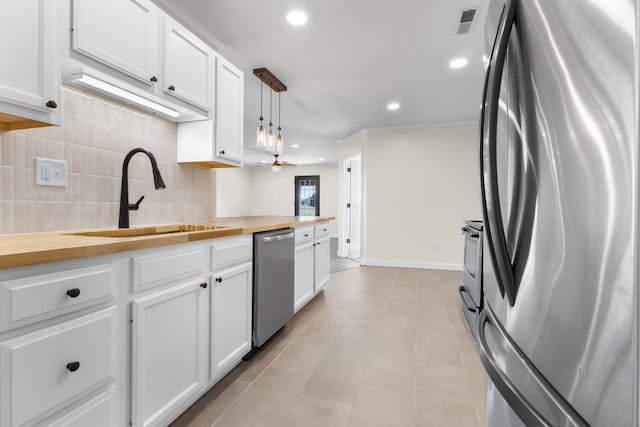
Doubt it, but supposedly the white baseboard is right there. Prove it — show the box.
[361,259,463,271]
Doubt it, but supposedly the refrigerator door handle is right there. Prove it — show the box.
[481,0,518,306]
[477,306,590,427]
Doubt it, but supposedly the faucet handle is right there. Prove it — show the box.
[129,195,145,211]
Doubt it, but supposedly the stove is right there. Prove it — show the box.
[459,220,483,337]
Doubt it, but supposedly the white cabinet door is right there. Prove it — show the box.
[210,262,252,380]
[215,56,244,163]
[131,278,209,427]
[0,0,59,129]
[294,242,315,313]
[314,237,330,293]
[72,0,159,85]
[163,17,214,111]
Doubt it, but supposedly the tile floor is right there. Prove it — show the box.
[170,266,485,427]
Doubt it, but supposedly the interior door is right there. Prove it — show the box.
[347,156,362,261]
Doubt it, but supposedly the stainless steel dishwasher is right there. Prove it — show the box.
[245,228,294,359]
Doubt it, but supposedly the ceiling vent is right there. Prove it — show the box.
[456,7,478,34]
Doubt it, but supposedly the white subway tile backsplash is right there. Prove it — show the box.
[0,85,215,234]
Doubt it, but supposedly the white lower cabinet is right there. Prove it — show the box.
[294,241,315,313]
[131,278,209,427]
[0,306,116,427]
[294,221,332,313]
[210,261,252,380]
[314,236,331,293]
[48,387,115,427]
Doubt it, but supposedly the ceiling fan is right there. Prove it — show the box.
[256,154,296,172]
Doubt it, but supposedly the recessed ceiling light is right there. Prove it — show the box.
[261,160,268,163]
[291,144,299,148]
[387,102,400,111]
[318,157,325,161]
[449,58,468,69]
[286,11,308,26]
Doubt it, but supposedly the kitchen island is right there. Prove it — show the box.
[0,216,333,427]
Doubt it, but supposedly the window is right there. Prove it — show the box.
[294,175,320,216]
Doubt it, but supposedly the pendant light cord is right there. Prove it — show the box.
[260,81,263,119]
[278,92,281,129]
[269,84,273,125]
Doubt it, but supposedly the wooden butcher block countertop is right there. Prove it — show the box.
[0,216,334,269]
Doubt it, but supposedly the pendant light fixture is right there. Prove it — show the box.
[266,85,275,151]
[253,68,287,152]
[256,80,266,147]
[276,91,284,154]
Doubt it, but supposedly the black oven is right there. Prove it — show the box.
[459,220,483,337]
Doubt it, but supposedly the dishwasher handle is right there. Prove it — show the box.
[262,232,295,243]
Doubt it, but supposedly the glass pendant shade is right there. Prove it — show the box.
[276,127,283,153]
[267,122,275,151]
[257,117,266,147]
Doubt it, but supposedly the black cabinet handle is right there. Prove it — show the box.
[46,100,57,109]
[66,361,80,372]
[219,150,226,155]
[215,277,223,283]
[150,76,158,82]
[168,85,175,91]
[201,282,208,289]
[66,288,81,298]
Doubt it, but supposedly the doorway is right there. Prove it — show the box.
[294,176,320,216]
[342,155,362,262]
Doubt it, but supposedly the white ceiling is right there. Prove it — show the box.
[154,0,490,166]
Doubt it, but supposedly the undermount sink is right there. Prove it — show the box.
[67,224,231,238]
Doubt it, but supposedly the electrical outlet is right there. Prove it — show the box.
[35,158,67,187]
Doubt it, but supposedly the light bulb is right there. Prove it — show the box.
[267,122,275,151]
[272,164,282,174]
[257,117,266,147]
[276,127,283,153]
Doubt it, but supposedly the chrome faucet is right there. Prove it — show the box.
[119,148,166,228]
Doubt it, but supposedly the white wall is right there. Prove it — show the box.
[215,167,252,217]
[215,164,339,236]
[339,123,482,269]
[251,164,339,236]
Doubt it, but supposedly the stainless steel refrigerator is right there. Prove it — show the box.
[477,0,636,426]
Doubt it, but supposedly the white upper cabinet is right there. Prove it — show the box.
[0,0,60,130]
[163,17,214,111]
[215,56,244,163]
[69,0,218,120]
[176,56,244,168]
[72,0,158,85]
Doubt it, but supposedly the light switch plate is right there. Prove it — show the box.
[35,157,67,187]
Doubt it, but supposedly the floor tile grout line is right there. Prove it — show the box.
[209,315,316,427]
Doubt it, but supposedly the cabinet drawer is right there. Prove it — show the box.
[133,247,206,292]
[0,307,116,427]
[0,264,115,332]
[48,387,115,427]
[211,235,252,271]
[295,226,314,246]
[314,222,330,239]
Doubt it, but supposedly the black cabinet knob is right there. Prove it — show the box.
[66,288,81,298]
[219,150,226,155]
[150,76,158,82]
[316,241,320,245]
[46,100,57,109]
[215,277,223,283]
[168,85,175,91]
[201,282,208,289]
[66,361,80,372]
[304,234,308,238]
